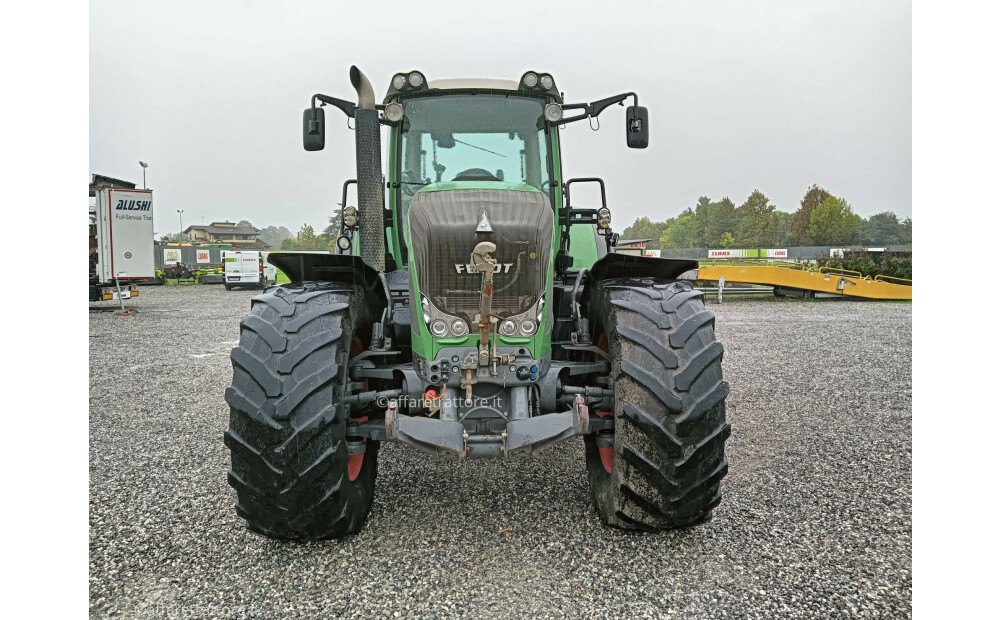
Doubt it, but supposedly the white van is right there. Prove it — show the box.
[222,250,277,290]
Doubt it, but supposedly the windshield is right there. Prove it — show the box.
[398,94,551,223]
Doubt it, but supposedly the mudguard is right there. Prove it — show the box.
[268,253,385,302]
[581,253,699,310]
[587,253,697,282]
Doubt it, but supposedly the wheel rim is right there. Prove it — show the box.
[347,337,367,481]
[595,333,614,473]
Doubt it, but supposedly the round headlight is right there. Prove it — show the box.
[522,72,538,88]
[450,319,468,336]
[336,236,351,251]
[421,296,431,324]
[540,75,554,90]
[500,320,517,336]
[598,207,611,229]
[392,74,406,90]
[343,206,358,227]
[430,320,448,337]
[384,102,404,123]
[519,320,537,336]
[408,72,423,87]
[544,103,563,123]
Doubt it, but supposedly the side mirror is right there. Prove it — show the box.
[626,105,648,149]
[303,107,325,151]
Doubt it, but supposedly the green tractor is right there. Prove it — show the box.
[224,67,730,540]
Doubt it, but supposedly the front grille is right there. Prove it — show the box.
[408,187,553,328]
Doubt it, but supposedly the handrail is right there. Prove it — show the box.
[874,274,912,285]
[706,259,805,269]
[819,267,862,278]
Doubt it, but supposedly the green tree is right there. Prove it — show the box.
[280,237,300,250]
[859,211,906,246]
[736,190,780,248]
[258,225,293,249]
[322,209,344,240]
[622,216,669,250]
[659,209,703,248]
[776,210,792,246]
[808,196,861,245]
[790,185,832,246]
[702,198,738,247]
[297,224,318,250]
[900,217,912,244]
[318,209,346,249]
[693,196,712,242]
[159,232,186,243]
[237,219,254,228]
[718,232,735,248]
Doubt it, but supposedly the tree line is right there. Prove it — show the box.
[621,185,913,250]
[265,208,343,252]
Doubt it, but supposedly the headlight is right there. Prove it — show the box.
[343,206,358,227]
[544,103,563,123]
[336,236,351,251]
[522,72,538,88]
[536,295,545,324]
[421,295,431,325]
[540,74,554,90]
[392,74,406,90]
[384,102,404,123]
[598,207,611,229]
[430,320,448,337]
[408,72,424,87]
[519,320,537,336]
[499,320,517,336]
[450,319,469,337]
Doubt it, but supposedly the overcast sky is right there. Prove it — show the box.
[90,0,910,236]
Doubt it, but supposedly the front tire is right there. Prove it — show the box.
[224,281,381,540]
[584,279,731,530]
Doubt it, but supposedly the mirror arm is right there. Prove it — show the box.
[312,94,357,118]
[560,92,639,124]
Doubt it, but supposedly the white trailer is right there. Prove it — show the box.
[90,188,155,301]
[222,250,276,290]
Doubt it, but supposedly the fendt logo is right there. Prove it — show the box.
[455,263,515,274]
[114,199,152,211]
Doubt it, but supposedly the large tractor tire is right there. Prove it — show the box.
[584,278,731,530]
[224,281,381,540]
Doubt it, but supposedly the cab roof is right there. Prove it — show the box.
[425,78,521,91]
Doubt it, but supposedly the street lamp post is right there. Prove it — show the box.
[139,161,148,189]
[177,210,184,237]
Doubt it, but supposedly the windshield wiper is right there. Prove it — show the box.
[453,139,507,158]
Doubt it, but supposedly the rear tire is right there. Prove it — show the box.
[584,278,731,530]
[224,281,381,540]
[224,284,233,291]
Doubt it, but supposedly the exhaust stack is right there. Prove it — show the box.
[350,66,386,271]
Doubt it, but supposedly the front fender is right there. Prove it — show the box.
[580,253,698,310]
[268,253,384,302]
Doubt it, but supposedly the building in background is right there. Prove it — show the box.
[184,221,267,248]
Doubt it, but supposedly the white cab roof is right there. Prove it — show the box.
[426,78,520,91]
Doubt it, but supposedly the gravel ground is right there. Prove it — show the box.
[89,286,911,619]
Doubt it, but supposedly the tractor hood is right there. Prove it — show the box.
[408,182,553,333]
